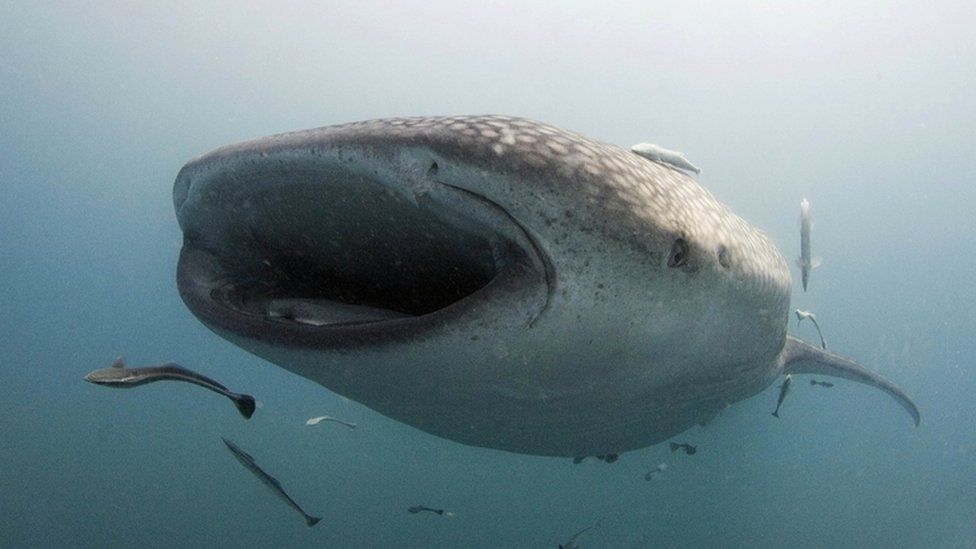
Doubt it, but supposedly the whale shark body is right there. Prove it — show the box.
[174,116,918,457]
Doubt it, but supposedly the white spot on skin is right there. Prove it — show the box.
[547,141,570,155]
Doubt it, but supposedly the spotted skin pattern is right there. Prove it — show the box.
[206,115,790,299]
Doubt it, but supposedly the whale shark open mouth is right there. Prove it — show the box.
[175,153,549,349]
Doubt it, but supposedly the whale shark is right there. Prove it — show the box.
[174,115,919,457]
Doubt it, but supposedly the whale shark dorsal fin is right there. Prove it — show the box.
[781,336,919,427]
[111,356,125,369]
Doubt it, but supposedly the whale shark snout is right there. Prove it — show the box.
[174,116,917,456]
[175,133,550,350]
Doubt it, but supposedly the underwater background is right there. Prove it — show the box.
[1,1,973,547]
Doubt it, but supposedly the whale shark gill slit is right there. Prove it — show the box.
[435,180,554,326]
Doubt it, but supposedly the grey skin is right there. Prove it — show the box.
[572,453,618,463]
[795,309,827,349]
[174,115,919,458]
[630,142,701,174]
[796,198,820,291]
[771,374,793,418]
[221,437,321,527]
[84,357,255,419]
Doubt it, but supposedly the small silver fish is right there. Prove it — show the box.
[771,374,793,418]
[795,309,827,349]
[85,357,255,419]
[305,415,358,429]
[221,438,321,527]
[643,462,668,481]
[630,143,702,174]
[796,198,821,291]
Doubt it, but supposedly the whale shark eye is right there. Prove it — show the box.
[668,238,689,268]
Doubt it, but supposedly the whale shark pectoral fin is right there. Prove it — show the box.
[781,336,920,427]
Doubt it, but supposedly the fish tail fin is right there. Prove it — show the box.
[436,509,444,515]
[669,442,679,452]
[810,379,816,386]
[306,516,322,527]
[781,336,920,427]
[235,394,257,419]
[771,411,779,418]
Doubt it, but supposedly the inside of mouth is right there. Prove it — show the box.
[188,171,521,327]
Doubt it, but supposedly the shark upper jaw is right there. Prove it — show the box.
[174,141,550,351]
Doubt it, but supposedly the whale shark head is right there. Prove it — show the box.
[174,116,818,456]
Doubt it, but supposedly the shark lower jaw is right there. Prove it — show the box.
[175,158,548,350]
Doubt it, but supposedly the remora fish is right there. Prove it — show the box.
[796,198,821,291]
[772,374,793,418]
[795,309,827,349]
[174,116,919,457]
[408,505,445,515]
[810,379,834,388]
[221,437,321,527]
[630,142,701,174]
[84,357,255,419]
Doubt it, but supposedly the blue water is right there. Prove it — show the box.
[2,2,974,547]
